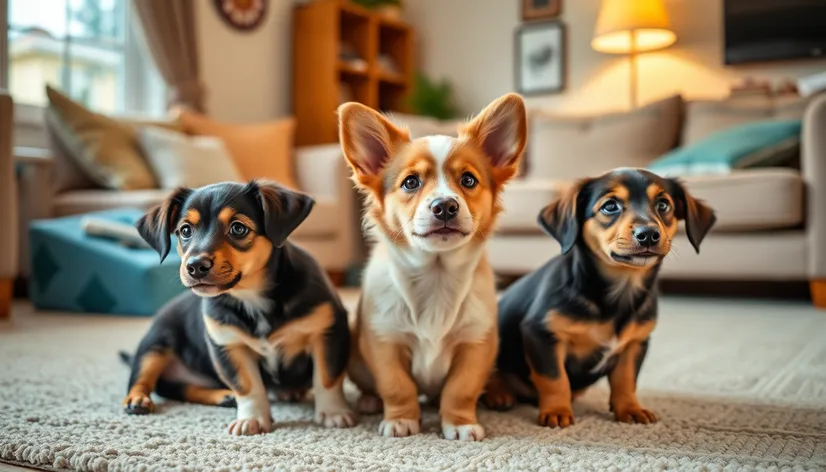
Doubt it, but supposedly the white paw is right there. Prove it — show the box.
[315,407,358,428]
[227,416,273,436]
[378,418,420,437]
[442,422,485,441]
[357,394,383,414]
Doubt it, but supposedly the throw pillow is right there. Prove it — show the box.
[138,126,244,189]
[527,95,684,180]
[177,111,299,189]
[682,94,809,146]
[648,119,801,177]
[45,86,158,190]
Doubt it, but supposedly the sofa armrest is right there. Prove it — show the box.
[294,144,347,199]
[803,94,826,279]
[0,93,16,281]
[15,148,54,277]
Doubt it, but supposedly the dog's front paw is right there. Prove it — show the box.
[538,405,575,428]
[315,407,357,428]
[276,388,308,403]
[378,418,420,437]
[227,416,273,436]
[483,389,515,411]
[442,422,485,441]
[613,403,657,424]
[122,392,154,415]
[356,394,383,414]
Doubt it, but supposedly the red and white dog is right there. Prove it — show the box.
[338,94,527,440]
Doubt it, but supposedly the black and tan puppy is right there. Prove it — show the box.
[484,168,715,427]
[122,181,355,435]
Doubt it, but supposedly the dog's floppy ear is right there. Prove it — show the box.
[461,93,527,184]
[251,180,315,248]
[136,187,192,262]
[337,102,410,190]
[668,179,716,253]
[537,181,587,255]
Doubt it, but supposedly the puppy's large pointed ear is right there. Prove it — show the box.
[136,187,192,262]
[537,180,588,255]
[461,93,527,184]
[251,180,315,248]
[667,179,716,253]
[337,102,410,189]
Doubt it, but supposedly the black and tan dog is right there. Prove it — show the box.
[121,181,355,435]
[484,168,715,427]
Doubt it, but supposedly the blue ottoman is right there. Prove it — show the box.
[29,209,185,316]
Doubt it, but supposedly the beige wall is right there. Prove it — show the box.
[195,0,293,122]
[404,0,826,115]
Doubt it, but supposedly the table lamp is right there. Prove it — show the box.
[592,0,677,108]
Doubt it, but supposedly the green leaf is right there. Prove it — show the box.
[407,72,458,120]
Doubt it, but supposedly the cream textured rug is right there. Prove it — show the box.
[1,294,825,471]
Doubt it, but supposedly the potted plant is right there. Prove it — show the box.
[351,0,403,19]
[407,72,459,120]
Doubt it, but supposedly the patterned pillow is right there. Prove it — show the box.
[46,86,158,190]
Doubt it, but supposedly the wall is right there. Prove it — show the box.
[195,0,293,122]
[404,0,826,115]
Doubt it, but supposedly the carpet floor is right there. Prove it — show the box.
[1,294,825,471]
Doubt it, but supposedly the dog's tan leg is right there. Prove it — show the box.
[182,386,236,407]
[123,350,172,414]
[483,371,516,411]
[212,344,272,435]
[365,337,421,437]
[529,342,575,428]
[0,277,11,319]
[311,332,357,428]
[609,339,657,424]
[440,332,497,441]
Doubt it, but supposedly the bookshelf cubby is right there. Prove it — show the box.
[293,0,414,145]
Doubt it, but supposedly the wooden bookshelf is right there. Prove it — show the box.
[292,0,415,145]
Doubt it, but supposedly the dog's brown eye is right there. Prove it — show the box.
[656,199,671,213]
[402,175,420,191]
[600,199,621,215]
[229,222,249,238]
[179,224,193,240]
[460,172,478,189]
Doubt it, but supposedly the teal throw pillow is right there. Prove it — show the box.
[648,119,801,177]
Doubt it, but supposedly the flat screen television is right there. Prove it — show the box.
[724,0,826,65]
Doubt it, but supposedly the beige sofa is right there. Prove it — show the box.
[489,93,826,308]
[14,142,360,281]
[0,91,15,318]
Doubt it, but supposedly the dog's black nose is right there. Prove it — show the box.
[186,256,213,279]
[633,226,661,247]
[431,197,459,221]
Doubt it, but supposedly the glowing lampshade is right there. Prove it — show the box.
[592,0,676,54]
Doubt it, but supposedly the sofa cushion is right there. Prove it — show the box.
[46,86,158,190]
[679,169,803,231]
[496,169,803,235]
[137,126,243,189]
[682,94,809,145]
[527,95,683,180]
[53,191,339,239]
[177,111,299,190]
[497,179,569,234]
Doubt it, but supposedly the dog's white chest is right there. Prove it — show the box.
[369,259,493,396]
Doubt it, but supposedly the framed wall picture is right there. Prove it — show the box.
[515,21,566,95]
[522,0,562,21]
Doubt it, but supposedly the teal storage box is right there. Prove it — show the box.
[29,209,185,316]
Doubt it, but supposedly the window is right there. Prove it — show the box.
[4,0,164,116]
